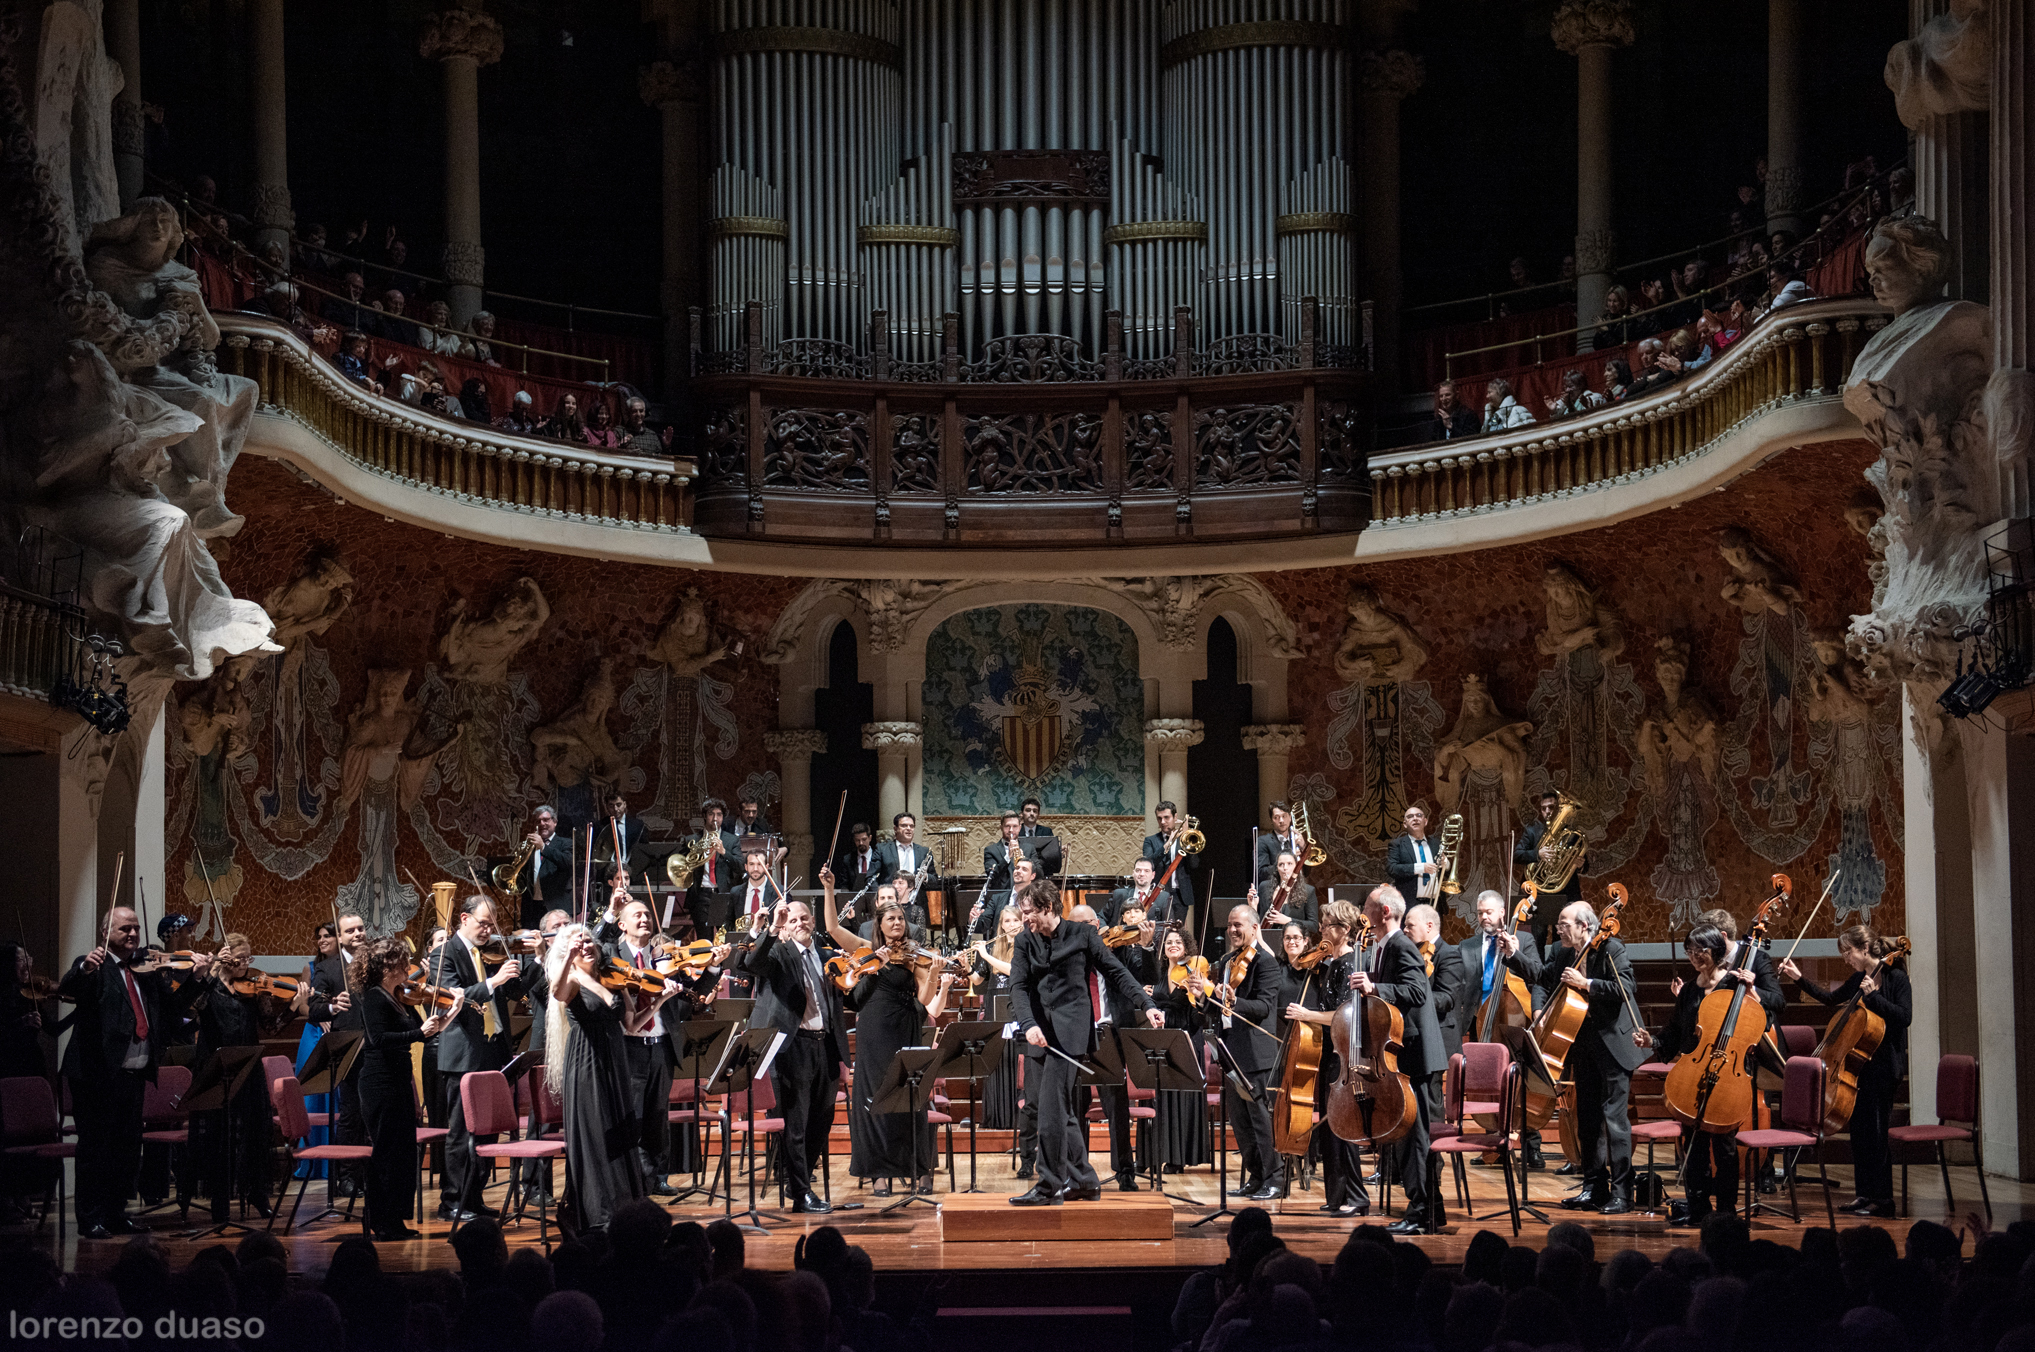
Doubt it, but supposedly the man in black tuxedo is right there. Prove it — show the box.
[1007,880,1158,1205]
[1251,849,1319,932]
[516,806,579,929]
[597,896,724,1195]
[1697,906,1787,1021]
[1068,902,1149,1191]
[736,795,774,837]
[873,813,940,920]
[1457,889,1546,1167]
[1405,904,1471,1065]
[431,895,522,1221]
[1386,805,1446,906]
[1201,905,1287,1201]
[306,909,368,1195]
[835,821,879,895]
[1514,791,1582,953]
[1016,797,1064,876]
[59,907,212,1238]
[687,799,743,934]
[735,896,849,1213]
[967,856,1035,940]
[1354,886,1445,1234]
[1104,857,1161,927]
[593,789,651,879]
[1253,801,1311,893]
[1139,801,1198,915]
[982,812,1027,905]
[1524,899,1647,1214]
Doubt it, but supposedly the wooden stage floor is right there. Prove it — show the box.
[32,1127,2021,1279]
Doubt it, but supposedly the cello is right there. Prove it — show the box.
[1270,943,1334,1156]
[1523,884,1629,1131]
[1810,935,1910,1135]
[1662,875,1791,1134]
[1324,920,1418,1148]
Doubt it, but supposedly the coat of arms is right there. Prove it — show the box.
[973,641,1095,785]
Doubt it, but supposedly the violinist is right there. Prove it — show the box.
[1778,924,1910,1218]
[1106,905,1159,987]
[1406,905,1472,1067]
[1280,901,1365,1216]
[1456,889,1546,1169]
[431,895,521,1224]
[603,897,726,1198]
[1203,906,1287,1202]
[973,905,1027,1160]
[58,906,212,1239]
[1254,851,1319,933]
[1355,887,1445,1233]
[188,933,286,1221]
[735,894,850,1213]
[1070,904,1145,1191]
[1146,927,1211,1174]
[355,935,460,1240]
[305,910,366,1197]
[1527,900,1646,1215]
[515,908,572,1209]
[1632,924,1758,1227]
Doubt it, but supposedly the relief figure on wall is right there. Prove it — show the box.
[1805,630,1889,924]
[1333,584,1430,685]
[1637,638,1722,924]
[337,670,461,934]
[532,658,628,809]
[178,653,258,935]
[440,576,551,685]
[1325,584,1442,861]
[1433,675,1533,921]
[1528,562,1640,851]
[648,589,729,677]
[1718,527,1803,617]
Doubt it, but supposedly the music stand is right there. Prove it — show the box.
[705,1027,783,1233]
[928,1020,1005,1193]
[1190,1034,1257,1227]
[870,1047,946,1214]
[295,1030,362,1097]
[1491,1025,1556,1225]
[714,998,756,1026]
[669,1018,739,1206]
[178,1045,270,1238]
[1117,1027,1204,1204]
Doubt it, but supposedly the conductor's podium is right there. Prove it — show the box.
[940,1191,1177,1242]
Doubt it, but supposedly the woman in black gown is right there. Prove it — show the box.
[356,936,458,1240]
[1149,928,1210,1171]
[971,906,1022,1130]
[545,922,676,1231]
[1281,901,1364,1215]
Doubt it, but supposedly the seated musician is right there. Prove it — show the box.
[1254,801,1309,893]
[1632,923,1759,1226]
[1280,900,1366,1216]
[859,871,931,943]
[969,858,1036,940]
[1105,858,1160,928]
[1016,798,1063,875]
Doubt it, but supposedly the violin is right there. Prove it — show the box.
[474,929,559,964]
[651,938,727,978]
[1663,874,1790,1134]
[1169,955,1212,1005]
[1101,919,1173,949]
[397,972,463,1010]
[129,948,204,977]
[824,946,883,991]
[598,954,678,998]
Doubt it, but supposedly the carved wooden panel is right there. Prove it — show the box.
[702,406,748,482]
[1124,410,1175,491]
[964,413,1105,492]
[1195,404,1301,487]
[892,413,942,493]
[1319,400,1365,479]
[763,409,870,490]
[965,333,1101,383]
[952,149,1110,209]
[1199,333,1295,376]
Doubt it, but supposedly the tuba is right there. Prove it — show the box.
[664,835,713,890]
[1436,813,1465,895]
[1293,801,1329,868]
[492,837,539,891]
[1525,791,1589,893]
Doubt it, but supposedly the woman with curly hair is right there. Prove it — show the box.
[354,936,459,1240]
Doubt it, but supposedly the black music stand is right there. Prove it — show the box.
[929,1020,1005,1193]
[292,1028,365,1203]
[1190,1034,1256,1227]
[669,1018,739,1206]
[177,1045,270,1238]
[1118,1027,1204,1204]
[706,1027,784,1233]
[870,1047,946,1215]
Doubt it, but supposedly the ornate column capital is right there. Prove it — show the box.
[1356,49,1424,100]
[1551,0,1635,55]
[251,183,295,232]
[1143,717,1206,751]
[1574,227,1618,275]
[764,728,828,761]
[639,56,706,107]
[860,721,922,751]
[442,241,486,288]
[1239,723,1306,755]
[1763,165,1807,218]
[420,8,504,66]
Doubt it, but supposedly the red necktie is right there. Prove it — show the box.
[123,968,150,1041]
[706,851,716,887]
[1089,970,1103,1023]
[748,886,762,918]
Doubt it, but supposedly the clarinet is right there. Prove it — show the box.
[839,872,878,923]
[969,874,992,936]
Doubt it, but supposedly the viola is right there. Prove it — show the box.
[1809,935,1910,1135]
[824,946,883,992]
[129,948,204,977]
[396,976,462,1011]
[223,970,304,1001]
[1663,874,1791,1134]
[598,955,677,998]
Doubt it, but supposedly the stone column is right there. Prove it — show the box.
[420,8,503,328]
[641,31,706,396]
[1764,0,1805,236]
[861,722,921,835]
[1240,724,1307,825]
[1553,0,1635,348]
[247,0,292,257]
[1144,718,1205,817]
[1996,0,2034,518]
[1355,49,1421,393]
[106,0,143,209]
[764,728,827,875]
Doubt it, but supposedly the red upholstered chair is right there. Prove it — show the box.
[1735,1056,1835,1229]
[1,1076,78,1235]
[1630,1060,1683,1216]
[412,1078,450,1222]
[264,1054,330,1130]
[1430,1059,1526,1235]
[267,1076,373,1234]
[1455,1041,1519,1217]
[1889,1054,1992,1221]
[1778,1025,1818,1057]
[138,1065,195,1219]
[458,1071,566,1250]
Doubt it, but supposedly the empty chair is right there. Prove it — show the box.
[458,1071,566,1251]
[1888,1053,1991,1221]
[1735,1055,1836,1230]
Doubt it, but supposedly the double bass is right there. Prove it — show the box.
[1324,920,1418,1148]
[1474,888,1537,1043]
[1523,883,1629,1131]
[1662,875,1791,1133]
[1810,935,1910,1135]
[1270,944,1333,1156]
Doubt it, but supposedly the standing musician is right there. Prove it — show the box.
[1250,851,1319,933]
[516,806,577,928]
[59,907,212,1238]
[1254,801,1311,892]
[1527,900,1645,1215]
[188,934,283,1221]
[1405,905,1471,1067]
[306,909,368,1194]
[729,850,780,935]
[595,789,650,876]
[1194,905,1287,1202]
[1281,900,1367,1216]
[1694,907,1786,1021]
[515,908,572,1209]
[1140,801,1199,914]
[1016,798,1064,876]
[874,813,940,906]
[969,856,1036,941]
[1632,923,1761,1226]
[431,895,521,1223]
[735,895,849,1213]
[1007,879,1160,1206]
[1779,924,1911,1218]
[983,812,1028,906]
[1105,858,1161,928]
[835,821,879,895]
[1386,805,1445,904]
[1069,903,1147,1192]
[1458,889,1546,1169]
[690,799,742,931]
[355,936,459,1240]
[1354,887,1445,1234]
[1515,792,1583,952]
[736,795,774,836]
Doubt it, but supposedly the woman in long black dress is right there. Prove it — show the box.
[355,936,457,1240]
[545,922,675,1230]
[1150,928,1211,1172]
[972,905,1022,1131]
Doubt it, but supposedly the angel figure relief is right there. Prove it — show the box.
[1717,527,1804,617]
[440,577,551,685]
[336,670,465,933]
[1431,675,1534,917]
[531,658,629,795]
[1638,638,1723,919]
[1536,562,1625,662]
[648,590,729,677]
[1332,584,1429,685]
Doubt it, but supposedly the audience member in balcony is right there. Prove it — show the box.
[467,311,500,366]
[334,332,383,396]
[373,289,421,347]
[262,282,332,346]
[1590,285,1632,349]
[496,390,541,437]
[321,271,375,332]
[1558,254,1577,289]
[420,300,467,357]
[1426,380,1479,442]
[369,228,410,292]
[415,363,461,418]
[543,393,586,443]
[296,223,339,275]
[1670,260,1710,324]
[1481,378,1535,432]
[1632,279,1668,337]
[582,399,624,450]
[1765,259,1812,311]
[457,379,493,425]
[1603,355,1635,403]
[1544,369,1608,420]
[618,398,667,456]
[1888,165,1915,216]
[1623,339,1678,398]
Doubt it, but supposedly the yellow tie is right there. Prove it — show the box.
[1419,941,1435,979]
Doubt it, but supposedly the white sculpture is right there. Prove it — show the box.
[264,553,355,652]
[1884,0,1990,127]
[1717,526,1803,617]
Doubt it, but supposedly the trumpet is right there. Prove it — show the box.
[492,836,540,891]
[1173,815,1207,854]
[1292,801,1328,868]
[1436,812,1465,896]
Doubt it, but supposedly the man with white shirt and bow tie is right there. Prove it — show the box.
[1253,800,1312,893]
[516,806,578,928]
[686,798,742,936]
[873,813,940,925]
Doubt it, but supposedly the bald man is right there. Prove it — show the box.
[60,908,213,1238]
[1205,905,1287,1201]
[1526,900,1646,1215]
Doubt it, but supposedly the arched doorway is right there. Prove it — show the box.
[1190,617,1257,940]
[808,620,877,877]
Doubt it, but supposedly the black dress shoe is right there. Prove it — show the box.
[1319,1202,1368,1217]
[1245,1186,1286,1202]
[246,1198,275,1221]
[1014,1166,1035,1180]
[105,1217,144,1235]
[794,1193,833,1214]
[917,1175,935,1195]
[469,1203,502,1219]
[1116,1173,1140,1193]
[374,1226,423,1240]
[1385,1217,1427,1235]
[1861,1200,1896,1218]
[436,1201,459,1220]
[1060,1184,1103,1202]
[646,1180,678,1197]
[1009,1185,1062,1207]
[1559,1191,1602,1211]
[1555,1161,1581,1176]
[1839,1196,1876,1214]
[1525,1151,1547,1171]
[79,1222,115,1241]
[1363,1170,1383,1185]
[871,1180,892,1197]
[448,1209,480,1224]
[523,1190,556,1208]
[1668,1211,1704,1229]
[1598,1198,1633,1215]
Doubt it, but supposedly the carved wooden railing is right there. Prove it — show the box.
[1367,298,1884,524]
[216,316,695,533]
[0,583,86,702]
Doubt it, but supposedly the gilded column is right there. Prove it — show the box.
[1764,0,1805,236]
[106,0,143,208]
[861,722,922,838]
[1240,724,1307,828]
[640,46,705,397]
[420,7,503,328]
[764,728,828,876]
[1144,718,1205,818]
[1356,48,1422,392]
[1553,0,1635,348]
[248,0,292,255]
